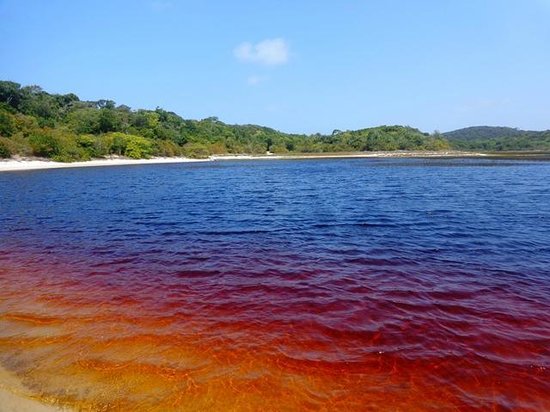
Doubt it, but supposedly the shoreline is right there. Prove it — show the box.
[2,150,548,173]
[211,151,490,161]
[0,151,485,173]
[0,364,67,411]
[0,156,210,173]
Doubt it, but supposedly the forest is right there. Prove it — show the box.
[443,126,550,151]
[0,81,450,161]
[1,81,548,161]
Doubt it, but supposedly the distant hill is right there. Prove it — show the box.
[444,126,550,151]
[443,126,527,141]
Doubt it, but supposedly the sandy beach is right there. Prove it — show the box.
[0,151,487,173]
[0,156,211,173]
[0,365,66,412]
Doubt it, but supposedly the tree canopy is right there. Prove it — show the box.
[5,80,547,161]
[443,126,550,151]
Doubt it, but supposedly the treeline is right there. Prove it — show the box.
[1,80,448,161]
[444,126,550,151]
[443,126,527,141]
[449,134,550,151]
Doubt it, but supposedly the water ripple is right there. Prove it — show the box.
[0,158,549,410]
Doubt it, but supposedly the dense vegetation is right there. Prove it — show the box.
[444,126,527,141]
[0,81,449,161]
[444,126,550,151]
[1,81,548,160]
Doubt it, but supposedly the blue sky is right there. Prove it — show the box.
[1,0,549,134]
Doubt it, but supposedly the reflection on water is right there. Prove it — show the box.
[0,158,549,410]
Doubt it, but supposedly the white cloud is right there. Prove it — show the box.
[234,38,289,66]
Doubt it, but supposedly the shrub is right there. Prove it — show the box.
[0,139,11,158]
[93,134,115,157]
[182,142,210,158]
[0,110,15,137]
[13,113,40,136]
[29,133,60,157]
[76,134,97,157]
[270,143,288,154]
[111,133,128,155]
[207,142,227,155]
[125,134,153,159]
[155,139,183,157]
[96,132,129,156]
[0,134,31,156]
[52,146,91,162]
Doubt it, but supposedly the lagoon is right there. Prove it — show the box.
[0,158,549,410]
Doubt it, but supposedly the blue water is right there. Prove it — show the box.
[2,158,549,275]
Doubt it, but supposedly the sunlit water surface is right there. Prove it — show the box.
[0,158,549,411]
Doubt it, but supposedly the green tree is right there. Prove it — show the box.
[67,108,100,134]
[125,134,153,158]
[98,108,120,133]
[182,142,210,158]
[0,81,23,109]
[29,133,60,158]
[0,110,15,136]
[0,139,11,158]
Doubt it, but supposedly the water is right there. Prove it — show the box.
[0,158,549,411]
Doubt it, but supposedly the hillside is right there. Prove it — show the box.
[0,81,448,161]
[444,126,550,151]
[443,126,527,141]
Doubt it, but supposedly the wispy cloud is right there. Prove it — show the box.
[234,38,290,66]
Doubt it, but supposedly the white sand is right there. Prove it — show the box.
[0,365,67,412]
[0,152,486,173]
[0,156,210,172]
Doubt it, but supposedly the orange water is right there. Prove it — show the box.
[1,252,548,411]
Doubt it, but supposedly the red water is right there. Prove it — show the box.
[1,250,548,411]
